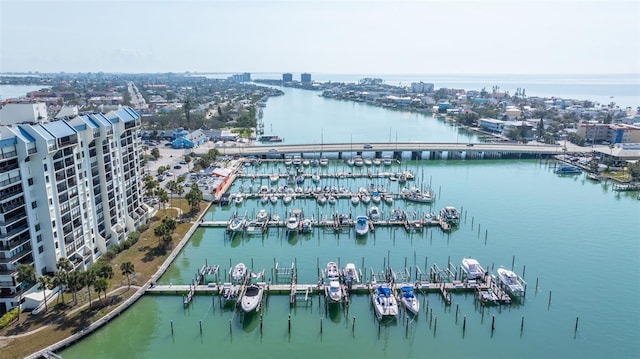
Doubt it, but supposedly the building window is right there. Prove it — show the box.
[44,163,48,171]
[28,178,34,186]
[45,176,49,183]
[37,234,42,243]
[38,245,44,254]
[31,201,37,209]
[51,220,56,228]
[35,224,41,231]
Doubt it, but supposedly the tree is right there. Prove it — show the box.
[185,183,203,214]
[52,271,67,304]
[16,264,36,320]
[150,147,160,160]
[37,275,52,312]
[93,278,108,302]
[537,118,545,140]
[121,262,135,289]
[156,188,169,209]
[66,270,82,305]
[96,263,114,280]
[80,269,97,308]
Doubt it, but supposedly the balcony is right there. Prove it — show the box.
[0,198,25,214]
[0,247,33,264]
[0,233,30,251]
[0,176,21,188]
[0,224,29,240]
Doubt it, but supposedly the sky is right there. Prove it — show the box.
[1,0,639,74]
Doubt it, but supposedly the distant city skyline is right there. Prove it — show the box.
[1,1,638,75]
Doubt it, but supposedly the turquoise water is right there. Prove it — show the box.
[60,84,640,359]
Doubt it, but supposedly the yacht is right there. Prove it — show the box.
[343,263,360,284]
[327,280,342,303]
[382,156,393,166]
[228,216,246,232]
[372,158,382,166]
[354,156,364,167]
[371,285,398,320]
[316,194,327,205]
[319,157,329,166]
[399,286,420,315]
[351,195,360,205]
[555,165,582,174]
[440,206,460,225]
[461,258,485,280]
[497,268,525,296]
[327,195,337,205]
[269,174,280,183]
[368,206,381,221]
[241,284,264,312]
[301,218,313,233]
[231,263,246,282]
[326,261,340,279]
[286,209,302,232]
[355,215,369,235]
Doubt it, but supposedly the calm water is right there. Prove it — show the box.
[0,84,50,100]
[60,82,640,359]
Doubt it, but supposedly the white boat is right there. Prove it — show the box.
[327,195,337,205]
[228,216,245,232]
[284,157,293,166]
[312,173,321,183]
[327,280,342,303]
[260,195,269,205]
[402,187,434,203]
[286,209,302,232]
[346,158,355,166]
[244,220,261,234]
[316,194,327,205]
[231,263,246,281]
[301,218,313,233]
[241,284,264,312]
[269,195,278,204]
[355,215,369,235]
[497,268,525,296]
[383,194,394,205]
[256,209,269,223]
[350,195,360,205]
[319,157,329,166]
[343,263,360,284]
[440,206,460,224]
[383,156,392,166]
[371,285,398,320]
[234,195,244,205]
[283,195,293,205]
[354,156,364,167]
[302,159,310,166]
[292,155,302,166]
[368,206,381,221]
[371,192,381,204]
[399,286,420,315]
[269,174,280,183]
[363,157,373,166]
[372,158,382,166]
[360,194,371,204]
[461,258,485,280]
[326,261,340,279]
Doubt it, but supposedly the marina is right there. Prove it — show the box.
[56,83,640,359]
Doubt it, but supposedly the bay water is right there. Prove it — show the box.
[57,78,640,358]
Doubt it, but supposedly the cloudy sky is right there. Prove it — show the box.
[1,0,638,74]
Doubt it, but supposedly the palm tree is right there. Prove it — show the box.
[37,275,52,312]
[96,262,114,280]
[120,262,135,289]
[80,269,97,309]
[93,277,108,302]
[66,271,81,305]
[16,264,36,321]
[52,271,67,304]
[57,257,73,272]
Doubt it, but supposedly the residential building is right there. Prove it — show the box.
[282,73,293,83]
[301,73,311,83]
[478,118,506,133]
[0,104,148,314]
[410,82,434,93]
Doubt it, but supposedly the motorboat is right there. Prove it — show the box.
[363,157,373,166]
[368,206,381,221]
[269,195,278,204]
[310,159,319,167]
[302,158,310,166]
[319,157,329,166]
[301,218,313,233]
[231,263,247,281]
[372,158,382,166]
[317,194,327,205]
[286,215,300,232]
[555,165,582,174]
[269,174,280,183]
[241,284,264,312]
[402,187,434,203]
[371,192,381,204]
[326,261,340,279]
[440,206,460,224]
[354,156,364,167]
[260,195,269,205]
[234,195,244,205]
[228,216,245,232]
[371,285,398,320]
[283,195,293,205]
[327,280,342,303]
[461,258,485,280]
[383,194,394,205]
[360,194,371,204]
[312,173,321,183]
[284,157,293,166]
[399,286,420,315]
[497,268,525,296]
[292,155,302,166]
[327,195,337,205]
[355,215,369,235]
[351,195,360,205]
[245,220,261,234]
[256,209,269,223]
[382,156,392,166]
[343,263,360,284]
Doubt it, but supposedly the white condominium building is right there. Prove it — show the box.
[0,104,149,314]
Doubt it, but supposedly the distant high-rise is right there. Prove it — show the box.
[282,73,293,83]
[301,73,311,83]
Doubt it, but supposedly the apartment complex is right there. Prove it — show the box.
[0,104,148,314]
[577,123,640,144]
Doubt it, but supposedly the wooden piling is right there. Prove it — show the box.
[199,320,202,334]
[170,320,174,336]
[463,315,467,331]
[548,290,552,305]
[521,316,524,332]
[288,314,291,333]
[575,317,579,332]
[320,317,323,334]
[229,319,232,334]
[491,315,495,331]
[260,314,263,334]
[434,316,438,331]
[522,265,526,278]
[535,277,539,292]
[456,304,459,321]
[352,316,356,332]
[511,256,515,271]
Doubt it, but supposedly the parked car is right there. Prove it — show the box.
[174,165,182,169]
[363,144,373,149]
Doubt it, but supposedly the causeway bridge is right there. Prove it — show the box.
[208,142,569,160]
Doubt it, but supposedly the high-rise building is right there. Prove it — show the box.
[0,104,148,314]
[301,73,311,83]
[282,73,293,83]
